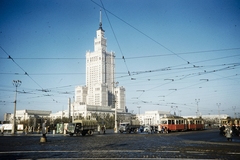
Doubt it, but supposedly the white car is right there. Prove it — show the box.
[144,125,151,133]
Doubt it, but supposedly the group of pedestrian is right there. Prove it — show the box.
[160,126,168,134]
[24,126,34,134]
[231,125,240,136]
[219,124,240,141]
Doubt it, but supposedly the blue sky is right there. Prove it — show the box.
[0,0,240,120]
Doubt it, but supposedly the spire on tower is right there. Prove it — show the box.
[100,10,102,24]
[99,10,104,32]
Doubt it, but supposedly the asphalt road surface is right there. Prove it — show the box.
[0,128,240,159]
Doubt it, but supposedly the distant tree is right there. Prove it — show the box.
[53,117,70,124]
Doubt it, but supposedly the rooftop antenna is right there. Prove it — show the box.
[100,10,102,25]
[99,10,104,31]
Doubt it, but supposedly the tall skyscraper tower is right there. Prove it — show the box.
[86,11,115,107]
[75,11,125,111]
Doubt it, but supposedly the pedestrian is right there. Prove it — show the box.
[219,125,225,136]
[97,125,100,134]
[1,126,4,134]
[165,127,168,134]
[225,124,232,141]
[37,126,40,134]
[42,119,47,138]
[161,126,164,133]
[103,125,106,134]
[25,126,28,134]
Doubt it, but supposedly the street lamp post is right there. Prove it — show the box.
[12,80,22,134]
[137,106,141,115]
[195,99,200,117]
[171,106,178,116]
[232,106,236,118]
[114,100,118,133]
[216,103,221,125]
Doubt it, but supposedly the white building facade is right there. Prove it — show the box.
[136,110,171,126]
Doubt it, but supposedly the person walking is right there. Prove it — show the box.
[25,126,28,135]
[225,124,232,141]
[1,126,4,135]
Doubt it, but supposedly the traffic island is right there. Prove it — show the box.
[40,136,47,143]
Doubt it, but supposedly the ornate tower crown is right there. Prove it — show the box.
[98,10,105,32]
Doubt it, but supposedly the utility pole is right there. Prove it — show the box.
[12,80,22,134]
[179,110,182,116]
[137,106,141,115]
[68,98,71,120]
[216,103,221,125]
[171,106,178,116]
[114,100,118,133]
[232,106,236,118]
[195,99,200,117]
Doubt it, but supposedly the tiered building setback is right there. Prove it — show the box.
[74,11,126,114]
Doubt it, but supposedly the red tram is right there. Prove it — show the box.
[186,117,205,130]
[160,116,204,132]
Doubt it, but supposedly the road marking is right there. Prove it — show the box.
[186,151,206,155]
[82,150,144,153]
[0,150,240,155]
[0,151,78,154]
[227,152,240,155]
[156,151,180,153]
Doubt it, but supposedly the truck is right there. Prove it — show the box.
[119,120,141,133]
[66,120,98,136]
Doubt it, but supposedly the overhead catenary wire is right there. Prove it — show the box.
[91,0,197,65]
[99,0,131,76]
[1,48,239,60]
[91,0,240,90]
[0,46,66,104]
[0,46,44,90]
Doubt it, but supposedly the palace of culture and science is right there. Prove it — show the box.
[4,12,128,124]
[71,12,126,118]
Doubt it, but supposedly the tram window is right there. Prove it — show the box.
[161,120,167,124]
[168,120,171,124]
[172,120,175,124]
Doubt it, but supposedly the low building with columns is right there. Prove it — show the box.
[136,110,171,126]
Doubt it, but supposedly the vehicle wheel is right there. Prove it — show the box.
[134,129,137,133]
[119,130,123,133]
[88,130,93,135]
[69,133,73,137]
